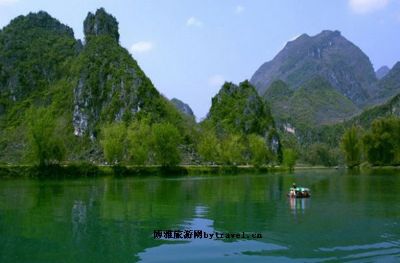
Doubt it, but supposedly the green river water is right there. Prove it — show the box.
[1,169,400,262]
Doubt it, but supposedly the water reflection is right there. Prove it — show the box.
[0,171,400,262]
[72,200,87,243]
[139,205,287,262]
[318,240,400,261]
[194,205,208,218]
[289,197,310,215]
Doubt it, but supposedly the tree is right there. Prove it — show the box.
[362,118,400,166]
[282,148,297,171]
[306,143,339,167]
[248,134,270,167]
[267,128,283,164]
[27,107,66,166]
[220,134,245,165]
[127,119,151,165]
[197,129,220,164]
[340,125,362,168]
[100,123,126,164]
[151,122,182,167]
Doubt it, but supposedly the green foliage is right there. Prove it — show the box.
[263,80,293,123]
[318,117,400,167]
[350,93,400,129]
[248,134,270,167]
[99,120,185,166]
[219,134,245,165]
[27,107,66,166]
[100,123,126,164]
[289,77,359,127]
[0,11,78,102]
[205,80,281,164]
[170,98,195,118]
[374,62,400,102]
[282,149,297,170]
[264,80,294,100]
[310,89,400,150]
[84,8,119,42]
[127,119,151,165]
[197,129,272,167]
[151,123,182,167]
[266,127,283,164]
[307,124,346,148]
[70,34,187,139]
[305,143,340,167]
[279,131,300,155]
[155,98,194,144]
[262,78,360,165]
[197,128,220,164]
[340,126,363,168]
[208,80,273,135]
[362,118,400,166]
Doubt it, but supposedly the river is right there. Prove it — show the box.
[0,169,399,262]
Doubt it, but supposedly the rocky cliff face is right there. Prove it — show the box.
[207,80,281,155]
[71,9,182,138]
[0,11,80,162]
[83,8,119,42]
[0,11,79,108]
[0,8,186,162]
[71,36,158,137]
[251,30,377,106]
[208,81,273,134]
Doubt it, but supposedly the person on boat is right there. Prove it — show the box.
[290,183,297,197]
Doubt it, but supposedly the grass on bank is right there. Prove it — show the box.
[0,163,291,178]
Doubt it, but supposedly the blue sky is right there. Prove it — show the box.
[1,0,400,119]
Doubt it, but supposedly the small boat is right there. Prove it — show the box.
[288,187,311,198]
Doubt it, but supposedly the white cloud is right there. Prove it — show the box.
[130,41,154,54]
[208,74,225,87]
[235,5,245,14]
[349,0,390,14]
[0,0,19,6]
[186,17,203,27]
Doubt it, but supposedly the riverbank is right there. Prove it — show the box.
[0,163,397,178]
[0,163,290,178]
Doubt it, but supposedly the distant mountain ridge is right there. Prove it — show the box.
[251,30,400,131]
[370,62,400,104]
[264,78,360,128]
[351,92,400,128]
[251,30,377,106]
[376,66,390,79]
[171,98,195,118]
